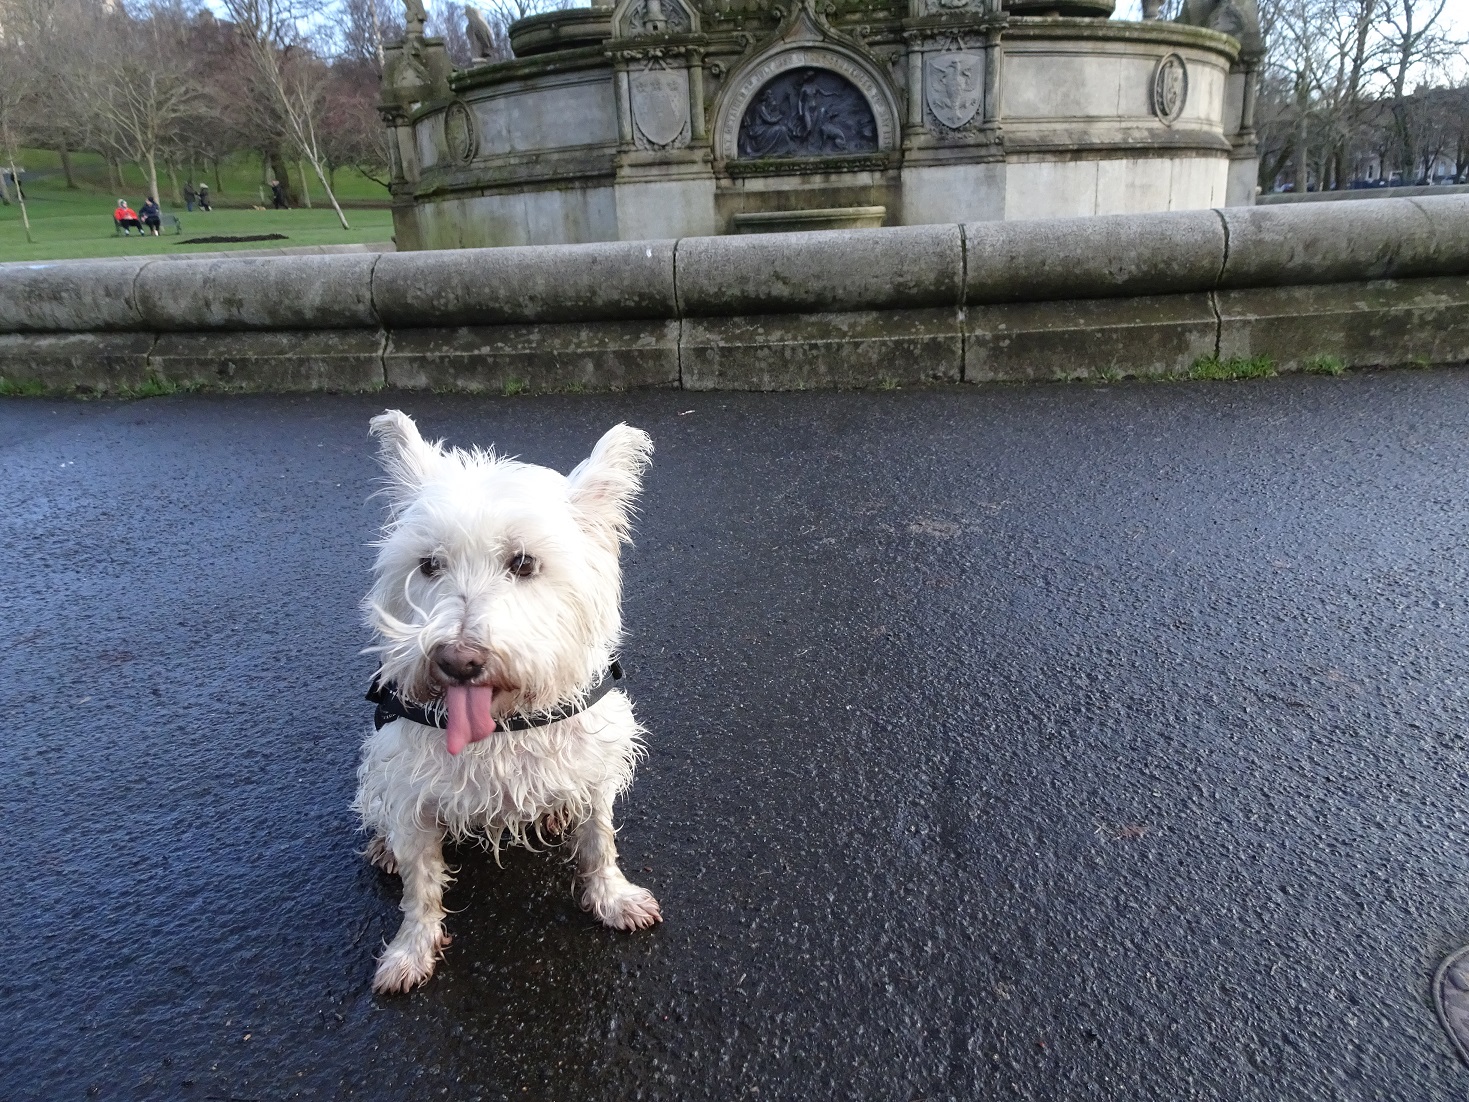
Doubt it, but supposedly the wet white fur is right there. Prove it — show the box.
[353,410,661,994]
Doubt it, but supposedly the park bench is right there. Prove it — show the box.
[113,213,183,237]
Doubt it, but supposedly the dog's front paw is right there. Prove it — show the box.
[362,834,397,875]
[372,925,451,994]
[582,873,663,931]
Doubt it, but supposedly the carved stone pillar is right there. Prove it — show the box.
[687,47,708,143]
[982,26,1002,127]
[906,34,925,132]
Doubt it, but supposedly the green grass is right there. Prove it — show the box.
[1188,353,1277,381]
[0,147,393,262]
[0,372,189,398]
[1304,354,1345,376]
[11,146,389,206]
[0,376,48,396]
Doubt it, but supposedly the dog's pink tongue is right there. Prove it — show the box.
[444,685,496,755]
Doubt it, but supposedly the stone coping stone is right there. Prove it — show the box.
[676,224,963,316]
[134,254,380,331]
[964,209,1226,304]
[373,240,677,327]
[1218,195,1469,288]
[0,259,150,332]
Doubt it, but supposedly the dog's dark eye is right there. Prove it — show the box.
[507,553,537,578]
[419,556,442,578]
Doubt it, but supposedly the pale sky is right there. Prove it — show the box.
[203,0,1469,83]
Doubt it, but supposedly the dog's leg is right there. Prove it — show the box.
[373,820,451,994]
[571,794,662,931]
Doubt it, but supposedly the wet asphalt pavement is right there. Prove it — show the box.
[5,374,1469,1100]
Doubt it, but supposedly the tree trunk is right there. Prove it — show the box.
[298,159,312,208]
[306,153,351,231]
[213,158,222,193]
[4,138,34,244]
[59,143,78,189]
[1294,78,1310,192]
[367,0,387,69]
[166,161,183,206]
[299,114,352,231]
[108,156,121,192]
[267,147,297,206]
[0,167,11,205]
[143,151,161,206]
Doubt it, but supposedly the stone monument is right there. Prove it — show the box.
[379,0,1262,249]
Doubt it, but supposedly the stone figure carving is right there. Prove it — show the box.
[465,7,496,60]
[737,67,878,158]
[926,52,983,129]
[443,100,477,162]
[1151,53,1188,124]
[402,0,428,34]
[630,63,690,147]
[1175,0,1263,58]
[622,0,692,35]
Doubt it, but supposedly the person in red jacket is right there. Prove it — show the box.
[113,199,143,236]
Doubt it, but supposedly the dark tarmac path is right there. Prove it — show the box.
[4,375,1469,1101]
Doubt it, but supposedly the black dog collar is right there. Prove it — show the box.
[366,659,625,733]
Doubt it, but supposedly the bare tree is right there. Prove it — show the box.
[78,1,211,205]
[222,0,352,228]
[319,58,393,185]
[340,0,402,68]
[0,11,39,238]
[425,1,474,66]
[1377,0,1461,179]
[0,0,96,191]
[428,0,578,65]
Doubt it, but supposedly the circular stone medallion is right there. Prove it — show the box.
[443,100,477,164]
[1151,53,1188,126]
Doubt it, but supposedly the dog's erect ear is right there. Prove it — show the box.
[567,424,653,547]
[369,410,441,509]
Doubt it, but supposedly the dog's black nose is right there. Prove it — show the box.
[433,642,489,684]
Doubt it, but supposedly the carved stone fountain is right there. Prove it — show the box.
[379,0,1262,249]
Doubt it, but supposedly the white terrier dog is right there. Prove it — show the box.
[353,410,661,994]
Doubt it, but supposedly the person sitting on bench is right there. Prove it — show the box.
[140,197,162,236]
[113,199,143,235]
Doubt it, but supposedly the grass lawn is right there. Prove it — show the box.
[0,147,395,262]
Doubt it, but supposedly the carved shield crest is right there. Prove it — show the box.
[443,101,477,163]
[926,53,983,130]
[1152,53,1188,125]
[630,67,689,148]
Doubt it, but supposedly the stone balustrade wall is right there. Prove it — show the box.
[2,194,1467,394]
